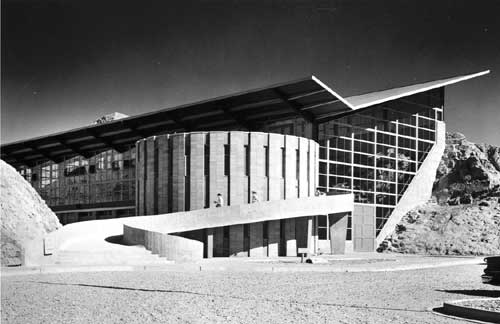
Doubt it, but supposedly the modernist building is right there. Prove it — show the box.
[1,70,489,255]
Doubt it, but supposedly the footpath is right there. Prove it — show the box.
[1,253,484,276]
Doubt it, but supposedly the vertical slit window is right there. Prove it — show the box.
[168,140,173,213]
[184,138,190,177]
[154,145,159,214]
[264,145,269,177]
[281,148,285,178]
[224,144,230,176]
[244,145,249,176]
[184,137,191,211]
[204,143,209,208]
[296,149,299,179]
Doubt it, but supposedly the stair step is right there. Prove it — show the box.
[50,245,171,266]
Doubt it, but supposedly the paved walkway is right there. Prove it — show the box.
[1,253,484,276]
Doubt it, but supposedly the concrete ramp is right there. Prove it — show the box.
[42,194,352,265]
[122,194,353,261]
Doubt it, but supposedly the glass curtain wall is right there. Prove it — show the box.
[19,146,136,208]
[318,105,442,238]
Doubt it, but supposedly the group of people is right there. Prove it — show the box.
[214,188,327,208]
[214,190,260,207]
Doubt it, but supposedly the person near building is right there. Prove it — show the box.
[251,190,259,203]
[315,187,326,196]
[214,193,224,207]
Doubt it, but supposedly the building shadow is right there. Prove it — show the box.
[104,235,137,246]
[436,289,500,298]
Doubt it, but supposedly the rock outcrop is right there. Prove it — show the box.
[434,132,500,204]
[378,199,500,255]
[1,160,61,266]
[379,132,500,255]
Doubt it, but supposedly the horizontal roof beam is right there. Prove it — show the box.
[56,137,94,159]
[287,89,327,101]
[166,112,191,131]
[400,98,439,110]
[219,106,255,130]
[273,89,315,123]
[301,99,341,111]
[85,129,128,153]
[24,144,62,164]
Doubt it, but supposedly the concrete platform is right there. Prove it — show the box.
[2,253,484,276]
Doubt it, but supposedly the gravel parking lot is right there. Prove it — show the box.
[2,263,499,324]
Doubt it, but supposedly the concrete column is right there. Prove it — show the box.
[267,220,280,257]
[214,227,224,257]
[146,138,155,215]
[298,137,309,198]
[229,224,245,257]
[136,140,144,215]
[308,141,317,196]
[306,216,314,254]
[285,135,298,199]
[190,133,205,210]
[295,217,308,249]
[249,222,264,257]
[205,228,214,258]
[285,218,297,256]
[268,133,283,201]
[172,135,186,212]
[229,132,245,205]
[159,233,167,257]
[209,132,228,208]
[250,133,267,202]
[329,213,348,254]
[157,135,169,214]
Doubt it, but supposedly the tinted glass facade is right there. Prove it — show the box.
[317,95,443,238]
[18,146,136,224]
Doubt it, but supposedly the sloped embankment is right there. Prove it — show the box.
[1,160,61,265]
[379,200,500,255]
[379,132,500,255]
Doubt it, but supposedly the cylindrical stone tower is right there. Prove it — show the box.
[135,131,318,215]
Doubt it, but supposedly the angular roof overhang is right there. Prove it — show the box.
[1,70,489,168]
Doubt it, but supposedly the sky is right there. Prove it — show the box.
[2,0,499,145]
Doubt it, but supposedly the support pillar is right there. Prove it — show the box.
[306,216,314,255]
[329,213,348,254]
[249,222,264,257]
[285,218,297,256]
[267,220,280,257]
[205,228,214,258]
[229,224,245,257]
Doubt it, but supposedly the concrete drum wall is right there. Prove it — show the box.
[136,131,318,215]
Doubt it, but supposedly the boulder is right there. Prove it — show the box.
[1,160,61,266]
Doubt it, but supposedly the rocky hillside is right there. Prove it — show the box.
[379,132,500,255]
[1,160,61,266]
[379,200,499,255]
[434,132,500,203]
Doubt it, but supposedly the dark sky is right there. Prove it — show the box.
[2,0,499,145]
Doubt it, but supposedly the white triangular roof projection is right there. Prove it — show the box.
[312,70,490,110]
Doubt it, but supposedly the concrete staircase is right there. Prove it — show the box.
[52,246,171,266]
[42,217,174,267]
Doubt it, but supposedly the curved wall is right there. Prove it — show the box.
[136,131,318,215]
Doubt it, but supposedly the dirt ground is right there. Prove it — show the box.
[2,264,499,324]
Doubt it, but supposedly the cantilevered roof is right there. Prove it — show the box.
[341,70,490,109]
[0,70,489,168]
